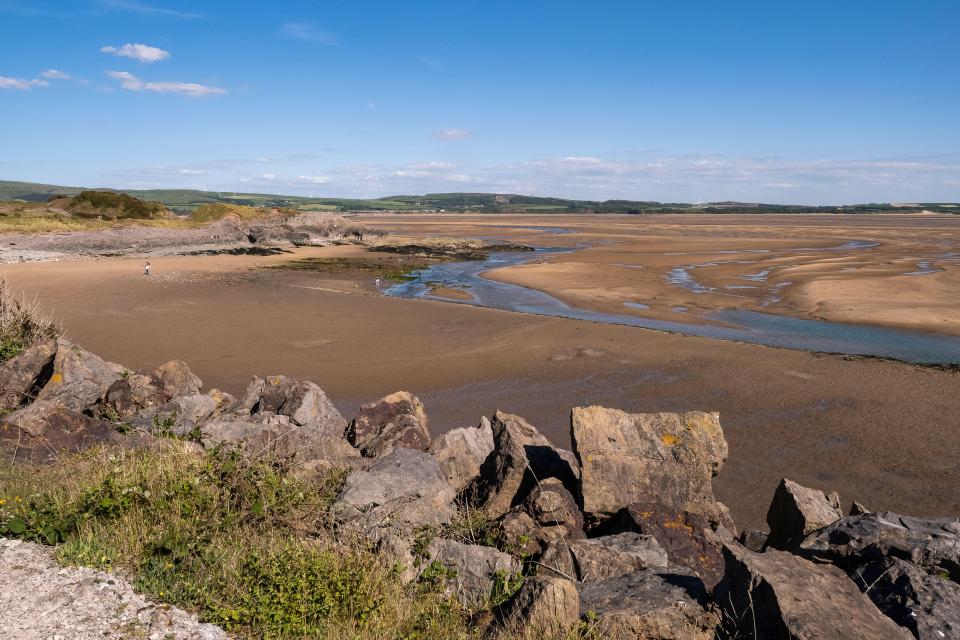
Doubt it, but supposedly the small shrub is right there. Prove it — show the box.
[0,278,60,362]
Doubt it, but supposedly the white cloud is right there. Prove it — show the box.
[40,69,71,80]
[297,175,331,184]
[106,70,226,96]
[0,76,48,90]
[432,128,474,141]
[98,0,201,19]
[178,168,204,175]
[262,173,276,180]
[101,43,171,63]
[280,22,339,45]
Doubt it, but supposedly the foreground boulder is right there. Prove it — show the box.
[331,448,455,532]
[0,402,158,462]
[152,359,202,401]
[797,512,960,579]
[346,391,431,457]
[851,557,960,640]
[464,411,577,518]
[201,413,358,466]
[423,538,521,609]
[539,533,668,583]
[237,375,346,435]
[428,417,494,492]
[715,544,913,640]
[600,501,730,589]
[766,477,842,550]
[0,339,57,410]
[490,575,579,638]
[578,569,718,640]
[34,339,125,412]
[570,406,728,525]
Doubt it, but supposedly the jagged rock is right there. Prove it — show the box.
[464,411,577,518]
[798,512,960,580]
[152,360,202,401]
[600,501,729,589]
[423,538,522,609]
[201,413,359,465]
[347,391,431,457]
[236,376,265,414]
[491,575,579,638]
[739,530,769,553]
[499,510,541,557]
[570,406,728,524]
[578,569,719,640]
[238,375,346,434]
[34,340,125,412]
[539,533,669,583]
[428,416,494,491]
[766,478,843,549]
[522,477,584,536]
[0,402,157,462]
[850,556,960,640]
[715,543,914,640]
[0,339,57,410]
[139,393,220,437]
[850,500,871,516]
[331,448,455,532]
[98,373,162,420]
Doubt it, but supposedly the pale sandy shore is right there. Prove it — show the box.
[3,236,959,530]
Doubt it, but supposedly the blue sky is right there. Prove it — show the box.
[1,0,958,204]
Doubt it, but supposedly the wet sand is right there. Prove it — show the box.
[356,213,960,336]
[3,237,959,530]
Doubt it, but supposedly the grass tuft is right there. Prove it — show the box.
[0,278,61,362]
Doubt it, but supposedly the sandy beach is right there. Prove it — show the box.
[3,218,959,529]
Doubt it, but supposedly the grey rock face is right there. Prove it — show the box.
[464,411,577,518]
[715,544,913,640]
[152,359,202,401]
[491,575,580,638]
[538,533,668,583]
[331,448,456,532]
[423,538,521,609]
[850,557,960,640]
[428,416,495,492]
[239,375,346,435]
[347,391,431,457]
[35,339,125,412]
[765,477,843,549]
[578,569,719,640]
[201,413,359,465]
[0,339,57,410]
[98,373,162,420]
[798,512,960,580]
[570,406,728,524]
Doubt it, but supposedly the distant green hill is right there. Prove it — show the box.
[1,179,957,215]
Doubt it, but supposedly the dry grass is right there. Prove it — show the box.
[0,278,61,361]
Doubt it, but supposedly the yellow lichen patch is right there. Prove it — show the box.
[661,433,681,446]
[49,373,63,385]
[662,515,695,533]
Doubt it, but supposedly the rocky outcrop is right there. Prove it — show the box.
[34,339,125,412]
[428,417,494,492]
[347,391,431,457]
[539,533,668,583]
[765,477,843,550]
[0,339,57,410]
[238,375,346,435]
[578,569,719,640]
[331,448,456,532]
[423,538,522,609]
[491,575,579,638]
[715,543,913,640]
[464,411,577,518]
[152,359,202,401]
[570,406,728,525]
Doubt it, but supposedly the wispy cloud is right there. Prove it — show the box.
[106,70,226,96]
[417,56,441,70]
[101,43,170,63]
[40,69,72,80]
[297,175,331,184]
[98,0,201,19]
[432,128,474,141]
[0,75,48,90]
[280,22,339,45]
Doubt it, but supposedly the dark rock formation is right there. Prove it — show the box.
[0,339,57,411]
[715,543,913,640]
[539,533,668,583]
[765,477,843,550]
[346,391,430,457]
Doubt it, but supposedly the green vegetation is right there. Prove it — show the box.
[63,190,170,220]
[5,179,956,215]
[0,446,475,639]
[0,279,60,362]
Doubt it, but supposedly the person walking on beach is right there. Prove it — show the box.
[143,262,151,276]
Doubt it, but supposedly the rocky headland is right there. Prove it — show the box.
[1,338,957,639]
